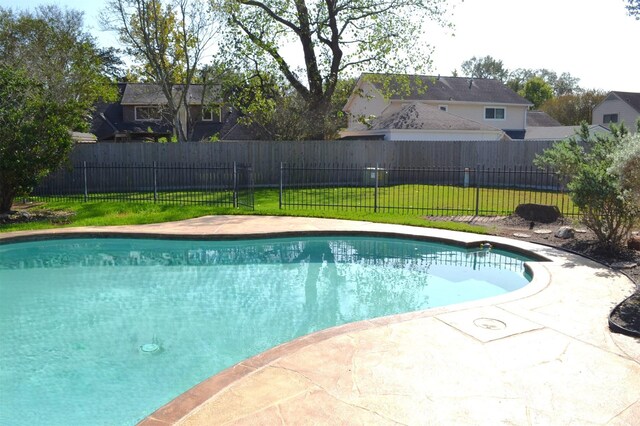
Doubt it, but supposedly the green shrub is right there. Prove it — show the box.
[535,122,639,251]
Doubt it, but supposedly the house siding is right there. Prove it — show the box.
[385,129,504,141]
[347,82,392,130]
[123,106,136,122]
[429,103,527,131]
[345,79,528,135]
[592,98,639,132]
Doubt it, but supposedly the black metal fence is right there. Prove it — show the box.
[279,163,578,217]
[30,162,578,217]
[31,162,254,209]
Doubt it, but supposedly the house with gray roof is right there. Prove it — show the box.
[592,91,640,133]
[91,83,225,142]
[340,74,532,141]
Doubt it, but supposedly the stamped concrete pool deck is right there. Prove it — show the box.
[3,215,640,425]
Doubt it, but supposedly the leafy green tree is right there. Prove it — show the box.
[535,122,639,251]
[519,76,554,109]
[460,56,508,81]
[0,67,74,213]
[102,0,218,142]
[0,5,117,130]
[218,0,450,140]
[626,0,640,19]
[540,90,606,125]
[209,61,354,140]
[507,68,581,97]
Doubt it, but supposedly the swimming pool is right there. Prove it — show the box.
[0,235,535,425]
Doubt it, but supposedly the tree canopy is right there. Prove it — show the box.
[519,76,554,109]
[218,0,451,139]
[540,90,606,125]
[460,56,508,81]
[0,66,74,213]
[0,5,117,130]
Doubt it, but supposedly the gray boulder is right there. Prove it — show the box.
[554,226,575,239]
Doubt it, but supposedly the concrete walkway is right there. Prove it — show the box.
[2,216,639,425]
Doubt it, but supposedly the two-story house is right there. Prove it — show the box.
[91,83,224,142]
[340,74,533,141]
[592,91,640,133]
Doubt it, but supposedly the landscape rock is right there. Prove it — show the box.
[554,226,575,239]
[514,203,561,223]
[611,261,638,269]
[628,236,640,251]
[533,229,552,235]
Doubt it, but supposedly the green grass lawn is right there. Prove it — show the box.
[2,184,575,234]
[281,184,576,216]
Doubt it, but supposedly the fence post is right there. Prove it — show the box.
[374,163,379,213]
[475,164,481,216]
[233,162,238,208]
[83,161,88,202]
[153,161,158,203]
[279,162,283,209]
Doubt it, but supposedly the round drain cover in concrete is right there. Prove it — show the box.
[473,318,506,330]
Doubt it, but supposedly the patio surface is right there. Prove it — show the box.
[2,216,640,425]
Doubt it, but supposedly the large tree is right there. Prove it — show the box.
[507,68,581,97]
[519,76,554,109]
[0,5,116,130]
[218,0,450,140]
[208,60,354,140]
[102,0,218,142]
[540,90,606,125]
[460,55,509,81]
[0,67,74,213]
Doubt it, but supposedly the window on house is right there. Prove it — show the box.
[202,105,221,122]
[439,105,448,112]
[485,107,505,120]
[134,106,162,121]
[603,113,618,124]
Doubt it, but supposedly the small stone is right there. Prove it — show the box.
[554,226,575,239]
[513,233,531,238]
[575,229,588,234]
[611,261,637,269]
[533,229,552,235]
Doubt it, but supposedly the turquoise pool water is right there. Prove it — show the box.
[0,236,533,425]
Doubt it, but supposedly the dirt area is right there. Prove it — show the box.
[0,203,74,225]
[434,214,640,337]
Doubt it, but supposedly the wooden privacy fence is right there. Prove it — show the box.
[68,139,558,186]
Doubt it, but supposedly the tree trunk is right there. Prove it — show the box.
[306,97,331,140]
[0,185,15,213]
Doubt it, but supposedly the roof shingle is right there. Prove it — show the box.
[363,74,532,106]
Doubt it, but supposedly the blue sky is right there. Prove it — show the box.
[3,0,640,92]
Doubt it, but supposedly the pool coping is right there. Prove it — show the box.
[2,215,639,425]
